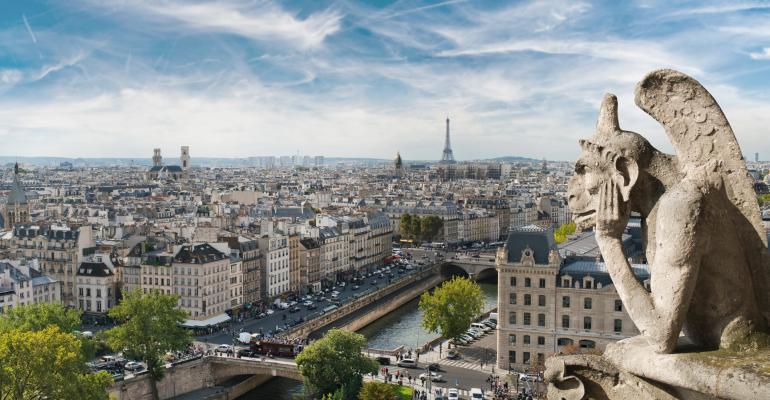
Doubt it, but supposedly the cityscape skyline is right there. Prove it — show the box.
[2,1,770,160]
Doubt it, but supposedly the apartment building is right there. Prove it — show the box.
[288,234,300,294]
[496,225,645,372]
[173,243,230,321]
[0,260,62,313]
[299,238,321,294]
[257,234,290,299]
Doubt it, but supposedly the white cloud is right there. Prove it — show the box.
[126,1,342,49]
[750,48,770,59]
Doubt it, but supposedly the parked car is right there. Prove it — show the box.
[471,322,491,332]
[306,303,317,310]
[289,306,301,313]
[266,309,275,315]
[352,285,359,290]
[124,361,143,371]
[397,358,417,368]
[303,300,313,306]
[447,388,459,400]
[419,372,444,382]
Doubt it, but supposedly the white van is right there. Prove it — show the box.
[471,322,491,332]
[470,388,484,399]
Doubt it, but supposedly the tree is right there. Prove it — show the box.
[399,214,412,237]
[295,329,378,399]
[420,276,485,341]
[358,381,397,400]
[0,326,112,400]
[0,302,81,333]
[410,215,422,239]
[554,222,577,244]
[420,216,444,241]
[106,290,190,400]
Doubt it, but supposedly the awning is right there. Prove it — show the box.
[182,313,231,328]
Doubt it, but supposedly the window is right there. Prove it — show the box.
[562,278,571,287]
[585,280,593,289]
[509,334,516,344]
[509,293,517,305]
[539,278,546,288]
[614,319,623,333]
[508,351,516,364]
[523,313,531,326]
[525,278,531,287]
[86,288,91,297]
[584,297,593,309]
[580,340,596,349]
[562,315,570,328]
[96,301,102,312]
[96,289,101,298]
[79,288,83,296]
[524,294,531,305]
[562,296,570,308]
[538,313,546,327]
[523,335,530,345]
[523,352,531,364]
[584,316,592,330]
[614,299,623,312]
[510,277,517,286]
[557,338,574,346]
[509,312,517,325]
[537,336,545,346]
[538,295,546,307]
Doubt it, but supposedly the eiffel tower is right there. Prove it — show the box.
[440,117,456,164]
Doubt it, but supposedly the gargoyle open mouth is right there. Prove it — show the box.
[574,210,596,224]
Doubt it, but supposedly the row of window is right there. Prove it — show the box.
[508,334,546,346]
[509,293,623,313]
[508,312,546,327]
[508,311,623,332]
[508,351,545,365]
[509,277,547,288]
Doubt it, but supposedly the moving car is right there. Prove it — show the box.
[216,344,232,352]
[376,356,391,365]
[470,388,484,399]
[427,362,441,372]
[519,373,540,382]
[289,306,301,313]
[446,350,460,359]
[397,358,417,368]
[419,372,444,382]
[447,388,460,400]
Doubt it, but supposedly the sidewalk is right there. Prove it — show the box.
[416,339,501,374]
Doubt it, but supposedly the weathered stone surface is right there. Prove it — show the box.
[547,69,770,399]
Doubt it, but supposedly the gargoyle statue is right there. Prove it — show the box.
[567,69,770,354]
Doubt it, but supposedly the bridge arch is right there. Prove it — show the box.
[440,263,469,278]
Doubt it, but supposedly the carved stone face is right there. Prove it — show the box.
[567,148,612,230]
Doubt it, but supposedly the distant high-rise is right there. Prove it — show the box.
[756,152,759,162]
[440,117,456,164]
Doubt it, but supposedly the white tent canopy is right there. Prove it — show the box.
[182,313,230,328]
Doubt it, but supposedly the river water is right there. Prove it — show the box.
[239,280,497,398]
[359,281,498,351]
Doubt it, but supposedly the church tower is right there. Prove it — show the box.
[394,151,403,178]
[2,163,30,228]
[181,146,190,171]
[152,148,162,167]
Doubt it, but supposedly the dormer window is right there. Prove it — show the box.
[562,278,571,287]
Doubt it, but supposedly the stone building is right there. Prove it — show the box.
[173,243,229,321]
[147,146,190,181]
[299,238,321,294]
[257,234,289,299]
[76,255,117,315]
[496,225,646,372]
[0,260,62,313]
[288,233,300,294]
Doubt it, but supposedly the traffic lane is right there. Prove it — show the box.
[197,267,423,344]
[380,362,491,392]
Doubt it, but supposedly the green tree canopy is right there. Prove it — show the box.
[410,215,422,239]
[0,302,81,333]
[106,290,190,400]
[295,329,378,400]
[358,381,398,400]
[419,216,444,241]
[0,326,112,400]
[554,222,577,244]
[420,276,485,340]
[399,214,412,236]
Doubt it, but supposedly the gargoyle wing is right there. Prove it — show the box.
[634,69,765,245]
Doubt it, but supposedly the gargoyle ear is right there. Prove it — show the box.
[613,156,638,202]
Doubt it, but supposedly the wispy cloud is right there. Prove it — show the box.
[750,47,770,59]
[22,14,37,43]
[119,1,342,49]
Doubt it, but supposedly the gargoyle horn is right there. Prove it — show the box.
[596,93,621,140]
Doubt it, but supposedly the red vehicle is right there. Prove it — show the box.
[250,338,303,358]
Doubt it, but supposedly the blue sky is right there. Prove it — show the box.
[1,0,770,161]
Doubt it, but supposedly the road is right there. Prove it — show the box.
[196,250,443,346]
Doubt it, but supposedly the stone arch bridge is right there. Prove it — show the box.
[440,257,498,281]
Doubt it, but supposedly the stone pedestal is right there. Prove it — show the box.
[545,337,770,400]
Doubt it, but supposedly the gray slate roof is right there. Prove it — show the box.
[505,224,557,264]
